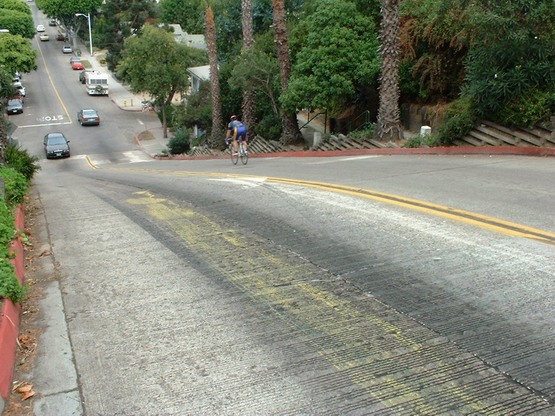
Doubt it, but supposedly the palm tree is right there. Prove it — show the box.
[241,0,256,141]
[375,0,403,142]
[272,0,303,146]
[205,5,224,148]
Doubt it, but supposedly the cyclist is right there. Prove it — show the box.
[226,115,248,155]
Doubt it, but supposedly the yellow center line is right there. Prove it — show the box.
[36,37,73,122]
[94,165,555,246]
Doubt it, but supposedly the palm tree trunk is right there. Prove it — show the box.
[272,0,303,146]
[241,0,256,141]
[375,0,404,143]
[205,5,224,148]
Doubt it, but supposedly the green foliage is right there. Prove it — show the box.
[0,33,37,75]
[118,25,207,104]
[283,0,380,115]
[0,181,27,304]
[256,112,283,141]
[173,82,213,134]
[0,167,28,206]
[494,89,555,128]
[403,134,441,148]
[167,128,191,155]
[0,0,32,14]
[5,144,41,181]
[0,8,34,38]
[37,0,103,18]
[347,124,376,140]
[159,0,204,34]
[435,96,477,145]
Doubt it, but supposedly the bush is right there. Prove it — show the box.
[167,128,191,155]
[0,195,27,304]
[435,96,477,145]
[5,144,40,181]
[494,89,555,127]
[0,167,28,206]
[403,134,441,148]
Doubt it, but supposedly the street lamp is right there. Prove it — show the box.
[75,13,92,56]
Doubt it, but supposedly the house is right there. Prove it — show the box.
[167,24,207,50]
[186,65,211,138]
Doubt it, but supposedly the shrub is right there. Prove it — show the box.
[167,128,191,155]
[494,89,555,127]
[0,167,28,206]
[5,144,40,181]
[435,96,477,145]
[0,198,27,304]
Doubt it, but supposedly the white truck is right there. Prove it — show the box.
[84,71,109,96]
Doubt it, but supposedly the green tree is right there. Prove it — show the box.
[0,9,34,38]
[118,24,207,138]
[159,0,204,34]
[37,0,102,50]
[0,0,32,14]
[284,0,379,117]
[94,0,158,71]
[0,34,37,75]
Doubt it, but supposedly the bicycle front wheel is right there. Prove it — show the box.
[239,142,248,165]
[230,144,238,165]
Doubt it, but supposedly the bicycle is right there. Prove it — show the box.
[226,138,248,165]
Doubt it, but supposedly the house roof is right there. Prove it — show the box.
[187,65,211,81]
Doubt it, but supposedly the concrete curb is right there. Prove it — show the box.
[149,144,555,161]
[0,205,26,413]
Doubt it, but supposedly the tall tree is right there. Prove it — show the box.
[118,25,207,138]
[241,0,256,140]
[374,0,403,142]
[38,0,103,44]
[205,5,224,148]
[272,0,303,146]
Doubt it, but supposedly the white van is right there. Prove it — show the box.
[84,71,109,95]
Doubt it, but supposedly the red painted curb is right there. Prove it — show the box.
[152,145,555,161]
[0,205,25,401]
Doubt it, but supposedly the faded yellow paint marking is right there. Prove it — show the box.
[125,191,494,414]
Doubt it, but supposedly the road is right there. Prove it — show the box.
[5,6,555,416]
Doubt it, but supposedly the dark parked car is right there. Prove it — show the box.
[79,70,93,84]
[56,33,66,41]
[43,132,70,159]
[77,108,100,126]
[6,99,23,115]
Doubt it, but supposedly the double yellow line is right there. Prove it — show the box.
[93,163,555,246]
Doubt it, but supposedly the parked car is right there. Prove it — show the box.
[79,70,93,84]
[62,45,73,54]
[12,81,25,97]
[56,33,66,41]
[77,108,100,126]
[71,61,84,70]
[48,19,57,26]
[39,33,49,41]
[6,99,23,115]
[36,24,45,32]
[43,132,70,159]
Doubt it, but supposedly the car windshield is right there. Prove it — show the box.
[82,110,97,117]
[47,136,66,145]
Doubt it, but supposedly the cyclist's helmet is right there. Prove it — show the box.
[230,115,237,121]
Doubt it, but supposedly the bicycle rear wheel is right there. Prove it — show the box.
[239,142,248,165]
[230,144,238,165]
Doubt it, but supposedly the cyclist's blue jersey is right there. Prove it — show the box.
[231,121,247,141]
